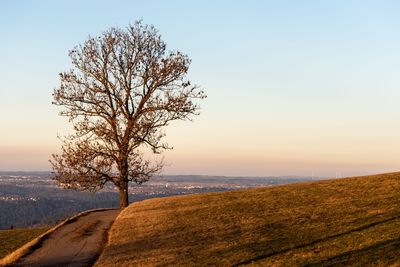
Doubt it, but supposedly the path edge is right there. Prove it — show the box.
[0,208,117,267]
[92,205,129,266]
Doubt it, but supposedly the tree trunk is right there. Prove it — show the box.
[119,184,129,209]
[118,150,130,209]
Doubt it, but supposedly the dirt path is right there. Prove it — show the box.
[15,209,119,267]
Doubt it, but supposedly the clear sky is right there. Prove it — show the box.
[1,1,400,177]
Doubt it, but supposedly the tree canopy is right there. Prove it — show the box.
[51,21,206,208]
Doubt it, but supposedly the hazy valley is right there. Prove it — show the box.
[0,172,313,230]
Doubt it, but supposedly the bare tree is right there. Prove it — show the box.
[50,22,206,209]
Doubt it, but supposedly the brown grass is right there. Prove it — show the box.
[95,172,400,266]
[0,227,49,259]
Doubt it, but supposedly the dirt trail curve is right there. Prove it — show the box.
[15,209,119,267]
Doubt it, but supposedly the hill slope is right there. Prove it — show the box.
[0,227,49,259]
[95,172,400,266]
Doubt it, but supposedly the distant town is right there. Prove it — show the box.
[0,171,315,229]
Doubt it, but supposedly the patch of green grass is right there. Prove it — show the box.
[0,227,50,258]
[95,172,400,266]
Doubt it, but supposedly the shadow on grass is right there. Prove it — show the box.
[234,213,400,266]
[306,236,400,266]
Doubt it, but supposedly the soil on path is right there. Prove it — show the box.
[15,209,119,267]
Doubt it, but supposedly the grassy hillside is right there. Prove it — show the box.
[95,172,400,266]
[0,227,49,258]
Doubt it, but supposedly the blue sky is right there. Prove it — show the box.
[1,1,400,177]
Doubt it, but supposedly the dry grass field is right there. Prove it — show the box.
[95,172,400,266]
[0,227,49,259]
